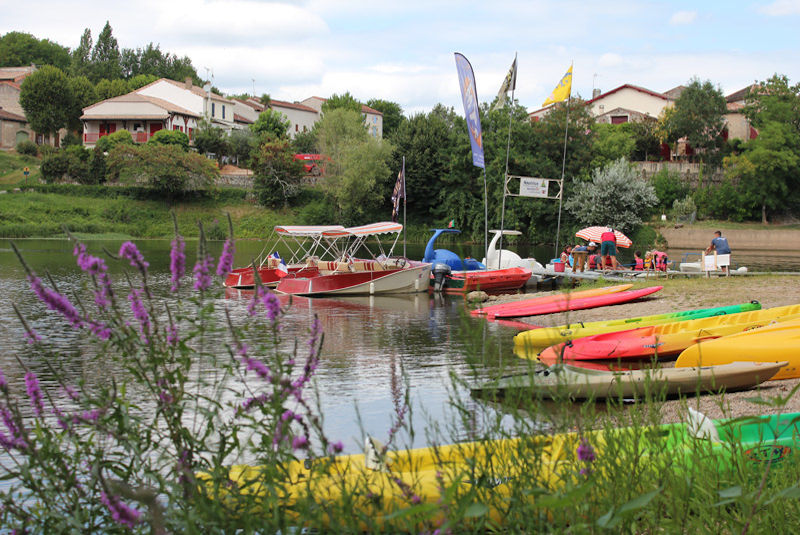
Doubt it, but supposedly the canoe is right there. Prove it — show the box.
[514,302,762,352]
[538,304,800,362]
[472,361,786,400]
[200,411,800,529]
[675,318,800,380]
[489,286,662,319]
[471,284,632,317]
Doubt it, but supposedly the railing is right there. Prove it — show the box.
[83,132,151,144]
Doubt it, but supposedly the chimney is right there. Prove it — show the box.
[185,77,192,89]
[592,88,601,99]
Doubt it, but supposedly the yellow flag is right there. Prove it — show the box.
[542,65,573,106]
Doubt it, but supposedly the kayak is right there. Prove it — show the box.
[675,318,800,380]
[199,411,800,529]
[538,304,800,362]
[471,284,632,317]
[489,286,662,319]
[514,302,762,353]
[472,361,786,400]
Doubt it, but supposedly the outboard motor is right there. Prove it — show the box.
[432,262,452,293]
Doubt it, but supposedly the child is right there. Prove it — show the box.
[633,250,644,271]
[644,251,654,271]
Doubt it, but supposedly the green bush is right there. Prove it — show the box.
[38,144,57,158]
[95,129,134,153]
[87,146,107,185]
[40,152,70,182]
[61,131,82,147]
[148,129,190,151]
[15,139,38,156]
[650,168,690,211]
[693,179,754,222]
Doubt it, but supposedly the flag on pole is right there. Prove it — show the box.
[454,53,485,169]
[493,56,517,110]
[542,64,573,107]
[276,260,289,278]
[391,160,405,223]
[447,219,455,228]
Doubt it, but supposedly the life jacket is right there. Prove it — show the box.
[600,231,616,243]
[653,251,668,271]
[588,254,598,269]
[634,258,644,271]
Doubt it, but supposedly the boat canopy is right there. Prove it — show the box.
[321,222,402,238]
[322,222,404,259]
[275,225,346,237]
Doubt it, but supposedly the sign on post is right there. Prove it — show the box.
[519,177,549,198]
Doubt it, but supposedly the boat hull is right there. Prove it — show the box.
[224,265,317,288]
[275,262,432,296]
[490,286,662,319]
[436,267,532,294]
[473,284,632,317]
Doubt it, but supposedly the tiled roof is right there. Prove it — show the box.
[0,108,27,122]
[135,77,229,102]
[0,80,22,91]
[235,98,264,112]
[726,85,757,103]
[662,85,686,100]
[270,99,318,113]
[81,92,199,119]
[585,84,669,105]
[0,65,36,82]
[233,113,253,124]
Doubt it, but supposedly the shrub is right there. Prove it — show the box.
[95,129,134,153]
[650,168,690,211]
[15,139,38,156]
[148,129,190,151]
[40,151,70,182]
[38,144,57,158]
[672,195,697,222]
[87,146,107,185]
[60,131,82,147]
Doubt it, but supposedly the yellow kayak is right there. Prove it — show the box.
[514,302,761,352]
[675,318,800,380]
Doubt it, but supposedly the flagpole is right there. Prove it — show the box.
[554,92,571,258]
[402,156,406,259]
[498,52,517,269]
[482,167,488,262]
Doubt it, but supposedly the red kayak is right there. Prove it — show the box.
[487,286,662,319]
[471,284,632,317]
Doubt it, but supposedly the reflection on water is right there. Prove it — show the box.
[0,239,525,455]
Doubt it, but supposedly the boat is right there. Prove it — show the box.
[275,222,432,296]
[481,230,544,286]
[675,317,800,380]
[488,286,662,319]
[224,225,345,288]
[424,228,532,293]
[513,301,762,351]
[471,284,632,317]
[472,361,786,400]
[199,411,800,529]
[537,304,800,362]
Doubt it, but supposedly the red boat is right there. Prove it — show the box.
[434,267,532,294]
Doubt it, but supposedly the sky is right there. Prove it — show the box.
[2,0,800,115]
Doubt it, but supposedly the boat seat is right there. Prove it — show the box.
[317,261,352,273]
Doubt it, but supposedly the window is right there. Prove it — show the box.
[610,115,628,124]
[212,103,216,117]
[295,124,299,132]
[222,105,226,119]
[188,128,194,141]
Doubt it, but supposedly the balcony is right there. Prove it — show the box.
[83,131,151,144]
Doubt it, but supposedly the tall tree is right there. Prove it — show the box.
[664,78,727,163]
[70,29,93,78]
[251,137,305,207]
[321,92,361,114]
[251,109,290,139]
[95,78,130,100]
[0,32,70,69]
[91,21,122,82]
[743,74,800,135]
[19,65,72,140]
[67,76,98,131]
[366,99,404,138]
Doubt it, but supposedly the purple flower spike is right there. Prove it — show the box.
[24,327,42,344]
[216,239,235,277]
[127,289,150,342]
[577,438,596,463]
[118,241,149,273]
[193,255,214,292]
[262,291,281,323]
[28,275,83,329]
[0,370,6,391]
[25,372,44,418]
[329,441,344,454]
[74,243,112,308]
[292,436,309,450]
[100,491,141,528]
[167,323,179,347]
[170,236,186,292]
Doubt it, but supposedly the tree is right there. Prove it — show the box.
[95,78,130,100]
[227,128,256,166]
[148,129,190,151]
[67,76,98,131]
[259,93,271,107]
[321,92,361,114]
[0,32,70,69]
[251,137,305,207]
[627,119,662,161]
[664,78,727,163]
[251,109,290,139]
[366,99,404,138]
[128,73,158,90]
[91,22,122,82]
[19,65,72,140]
[193,120,228,162]
[292,130,317,153]
[743,74,800,135]
[70,29,93,78]
[590,123,636,170]
[564,158,658,231]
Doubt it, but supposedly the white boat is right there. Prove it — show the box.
[481,230,543,286]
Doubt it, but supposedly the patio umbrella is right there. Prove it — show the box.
[575,226,633,248]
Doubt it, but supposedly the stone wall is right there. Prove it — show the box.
[634,161,725,186]
[660,227,800,253]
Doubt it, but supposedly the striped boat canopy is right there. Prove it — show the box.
[322,222,403,238]
[274,225,346,237]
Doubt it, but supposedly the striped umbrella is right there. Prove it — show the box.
[575,226,633,248]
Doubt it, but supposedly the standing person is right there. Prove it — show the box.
[706,231,732,272]
[633,251,644,271]
[600,227,619,270]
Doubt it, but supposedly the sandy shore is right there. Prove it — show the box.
[483,275,800,424]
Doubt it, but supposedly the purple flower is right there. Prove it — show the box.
[292,436,309,450]
[216,239,235,277]
[329,441,344,454]
[577,438,595,463]
[88,320,111,341]
[24,328,41,344]
[28,275,83,329]
[74,243,112,308]
[64,385,80,401]
[2,407,21,438]
[127,290,150,342]
[75,409,102,423]
[100,491,141,528]
[169,236,186,292]
[0,431,27,451]
[262,291,281,323]
[25,372,44,418]
[281,410,295,423]
[118,241,149,273]
[244,357,271,381]
[193,255,214,292]
[0,369,6,391]
[241,393,270,412]
[167,323,179,347]
[158,390,174,405]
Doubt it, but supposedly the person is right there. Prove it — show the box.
[572,243,589,272]
[651,250,669,272]
[586,242,599,270]
[644,251,654,271]
[560,246,572,266]
[706,231,732,255]
[633,250,644,271]
[600,227,619,270]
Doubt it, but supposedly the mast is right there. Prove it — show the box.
[499,52,517,269]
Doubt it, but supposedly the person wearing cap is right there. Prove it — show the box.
[600,228,619,270]
[705,230,731,272]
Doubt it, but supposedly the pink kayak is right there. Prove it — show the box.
[472,284,632,317]
[488,286,663,319]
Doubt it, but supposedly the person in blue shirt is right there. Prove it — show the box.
[706,231,732,271]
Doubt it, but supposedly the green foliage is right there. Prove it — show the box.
[227,128,256,166]
[322,92,362,114]
[565,158,658,231]
[90,21,122,81]
[147,129,190,151]
[650,168,690,211]
[40,152,70,183]
[88,146,107,184]
[193,121,228,162]
[119,42,199,83]
[671,195,697,220]
[67,75,98,130]
[743,74,800,135]
[251,137,305,207]
[251,109,291,139]
[15,140,38,156]
[106,144,219,197]
[366,98,404,138]
[693,177,753,222]
[94,78,130,100]
[19,65,72,136]
[127,73,158,90]
[628,119,663,161]
[95,129,134,153]
[664,78,727,163]
[591,123,636,170]
[0,31,70,69]
[69,28,93,78]
[292,130,317,154]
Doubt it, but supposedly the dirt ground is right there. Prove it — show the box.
[483,275,800,424]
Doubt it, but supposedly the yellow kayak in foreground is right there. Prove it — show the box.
[675,318,800,380]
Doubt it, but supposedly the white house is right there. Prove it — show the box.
[529,84,674,123]
[270,99,319,138]
[300,96,383,138]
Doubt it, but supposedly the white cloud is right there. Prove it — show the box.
[759,0,800,15]
[669,10,697,25]
[598,53,624,68]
